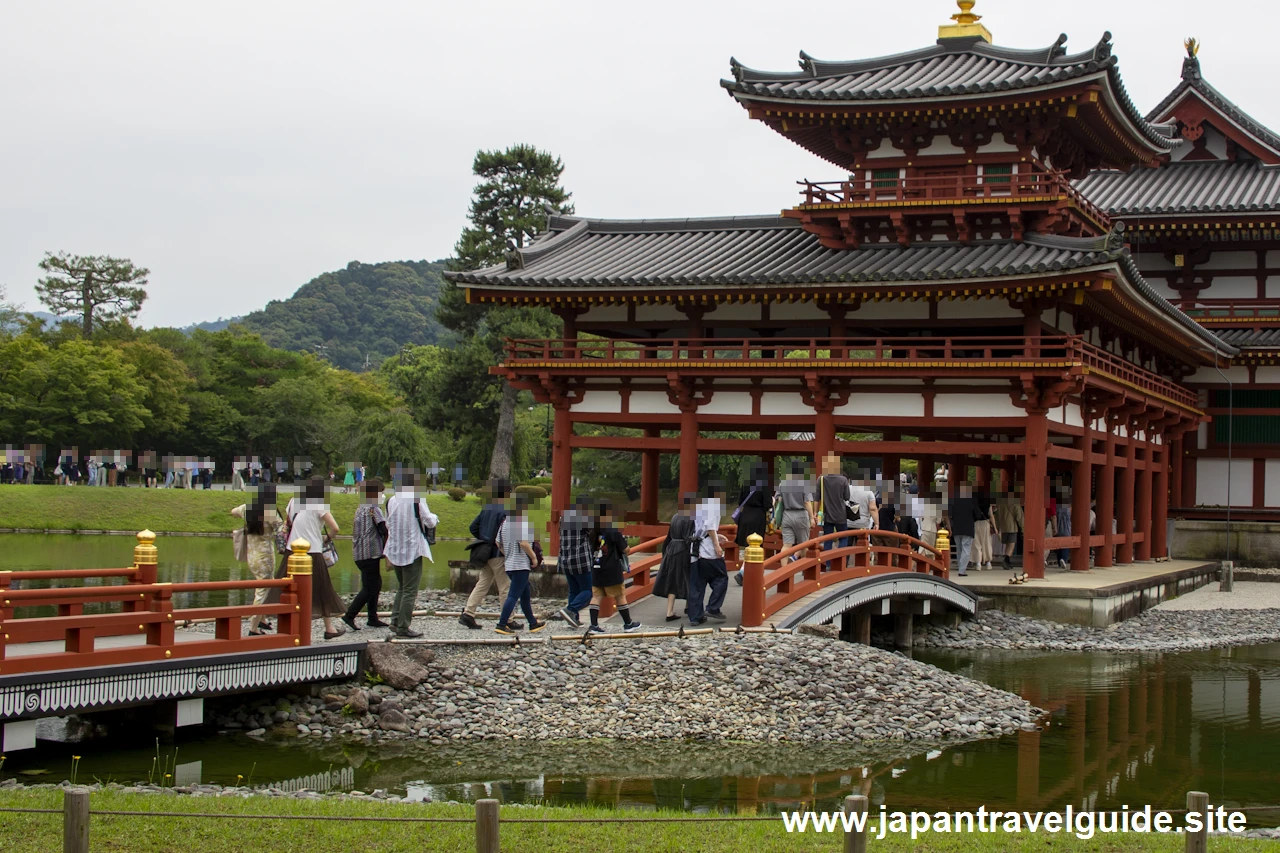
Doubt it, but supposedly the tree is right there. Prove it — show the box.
[439,145,573,480]
[357,408,432,478]
[0,284,20,333]
[35,252,148,338]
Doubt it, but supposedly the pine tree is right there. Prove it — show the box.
[440,145,573,480]
[35,252,149,337]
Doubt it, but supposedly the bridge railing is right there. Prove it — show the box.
[740,528,949,628]
[0,531,315,676]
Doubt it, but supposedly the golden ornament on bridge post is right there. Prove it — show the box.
[741,533,766,628]
[287,539,313,646]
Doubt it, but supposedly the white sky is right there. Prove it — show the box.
[1,0,1275,327]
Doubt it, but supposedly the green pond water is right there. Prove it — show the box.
[3,536,1280,820]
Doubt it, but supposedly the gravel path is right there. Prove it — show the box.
[215,633,1042,746]
[1153,582,1280,611]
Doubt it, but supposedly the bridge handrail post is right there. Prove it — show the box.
[132,529,159,586]
[741,533,766,628]
[287,540,313,647]
[935,528,951,578]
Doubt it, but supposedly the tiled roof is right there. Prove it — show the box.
[721,33,1176,152]
[1147,55,1280,159]
[446,214,1229,354]
[1075,160,1280,216]
[1214,328,1280,348]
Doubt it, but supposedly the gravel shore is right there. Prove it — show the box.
[915,603,1280,652]
[214,633,1041,746]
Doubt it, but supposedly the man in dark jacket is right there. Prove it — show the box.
[459,479,522,630]
[949,484,979,577]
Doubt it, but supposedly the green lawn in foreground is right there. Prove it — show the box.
[0,789,1271,853]
[0,485,551,540]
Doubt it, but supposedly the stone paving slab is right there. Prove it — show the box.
[1153,581,1280,611]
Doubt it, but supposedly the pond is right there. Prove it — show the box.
[0,533,464,614]
[2,544,1278,825]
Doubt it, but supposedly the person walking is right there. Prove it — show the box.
[849,471,879,561]
[774,460,816,562]
[949,484,980,576]
[688,483,728,625]
[383,472,438,639]
[872,486,898,561]
[652,493,695,621]
[556,495,595,628]
[494,492,549,635]
[817,453,853,556]
[732,465,771,586]
[586,499,641,633]
[1055,486,1073,570]
[459,479,520,630]
[973,485,995,570]
[342,478,391,631]
[342,466,355,494]
[281,478,346,639]
[231,483,282,636]
[995,485,1024,570]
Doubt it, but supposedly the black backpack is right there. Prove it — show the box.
[897,515,920,539]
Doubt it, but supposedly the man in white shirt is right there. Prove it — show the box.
[688,484,728,625]
[383,472,439,638]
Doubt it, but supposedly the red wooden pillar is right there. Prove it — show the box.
[976,459,991,491]
[1183,450,1198,508]
[1116,427,1136,564]
[1023,410,1049,579]
[1096,424,1117,568]
[679,407,700,499]
[761,429,777,488]
[919,455,935,494]
[1070,418,1092,572]
[1169,434,1184,514]
[1153,433,1170,559]
[1137,427,1155,561]
[550,405,573,554]
[814,408,835,468]
[641,427,660,525]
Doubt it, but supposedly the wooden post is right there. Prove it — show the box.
[741,533,766,628]
[1185,791,1208,853]
[1023,410,1048,578]
[1137,429,1155,561]
[854,611,871,645]
[63,787,89,853]
[935,528,951,579]
[1097,426,1117,568]
[133,529,158,585]
[893,613,913,651]
[843,794,869,853]
[1070,425,1091,572]
[287,540,313,647]
[550,404,572,555]
[1220,561,1234,592]
[641,428,660,525]
[476,798,500,853]
[1153,434,1170,559]
[1117,430,1136,564]
[678,407,699,499]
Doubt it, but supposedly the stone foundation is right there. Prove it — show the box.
[1172,520,1280,568]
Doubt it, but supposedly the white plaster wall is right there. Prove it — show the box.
[769,302,828,321]
[632,305,685,323]
[933,394,1023,418]
[978,138,1020,154]
[833,394,923,417]
[580,305,628,323]
[627,391,679,416]
[1199,276,1257,299]
[1171,125,1229,161]
[1187,366,1251,383]
[1146,279,1181,300]
[1052,402,1085,427]
[702,303,763,322]
[849,301,930,320]
[1196,422,1207,451]
[937,299,1021,319]
[573,391,626,415]
[1266,460,1280,507]
[1133,254,1177,272]
[1196,458,1253,507]
[759,392,812,416]
[1265,278,1280,298]
[1198,251,1255,271]
[698,393,753,416]
[917,137,966,157]
[864,139,894,159]
[1256,367,1280,383]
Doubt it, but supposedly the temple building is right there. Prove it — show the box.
[447,2,1277,577]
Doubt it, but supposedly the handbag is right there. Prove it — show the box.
[232,526,249,562]
[274,508,293,555]
[321,537,339,569]
[769,495,784,532]
[413,500,436,546]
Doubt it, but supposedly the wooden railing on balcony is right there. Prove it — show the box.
[796,170,1110,226]
[503,335,1199,410]
[0,532,314,676]
[1180,298,1280,326]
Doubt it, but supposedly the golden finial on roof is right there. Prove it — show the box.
[1184,37,1200,58]
[939,0,993,43]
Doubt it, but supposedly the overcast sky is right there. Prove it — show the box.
[2,0,1275,327]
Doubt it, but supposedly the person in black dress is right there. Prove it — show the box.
[733,464,772,586]
[653,493,696,621]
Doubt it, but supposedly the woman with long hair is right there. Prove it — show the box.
[732,464,771,586]
[652,493,695,621]
[231,483,282,636]
[278,477,346,639]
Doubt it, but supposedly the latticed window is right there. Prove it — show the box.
[983,164,1013,184]
[871,168,899,188]
[1212,390,1280,444]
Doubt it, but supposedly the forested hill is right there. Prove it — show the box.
[236,260,448,371]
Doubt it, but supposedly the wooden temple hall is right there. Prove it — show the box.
[448,2,1280,578]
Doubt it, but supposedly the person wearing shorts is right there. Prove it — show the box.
[588,499,641,633]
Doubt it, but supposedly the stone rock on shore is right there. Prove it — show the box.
[365,643,429,690]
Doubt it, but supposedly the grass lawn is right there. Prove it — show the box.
[0,789,1272,853]
[0,485,547,541]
